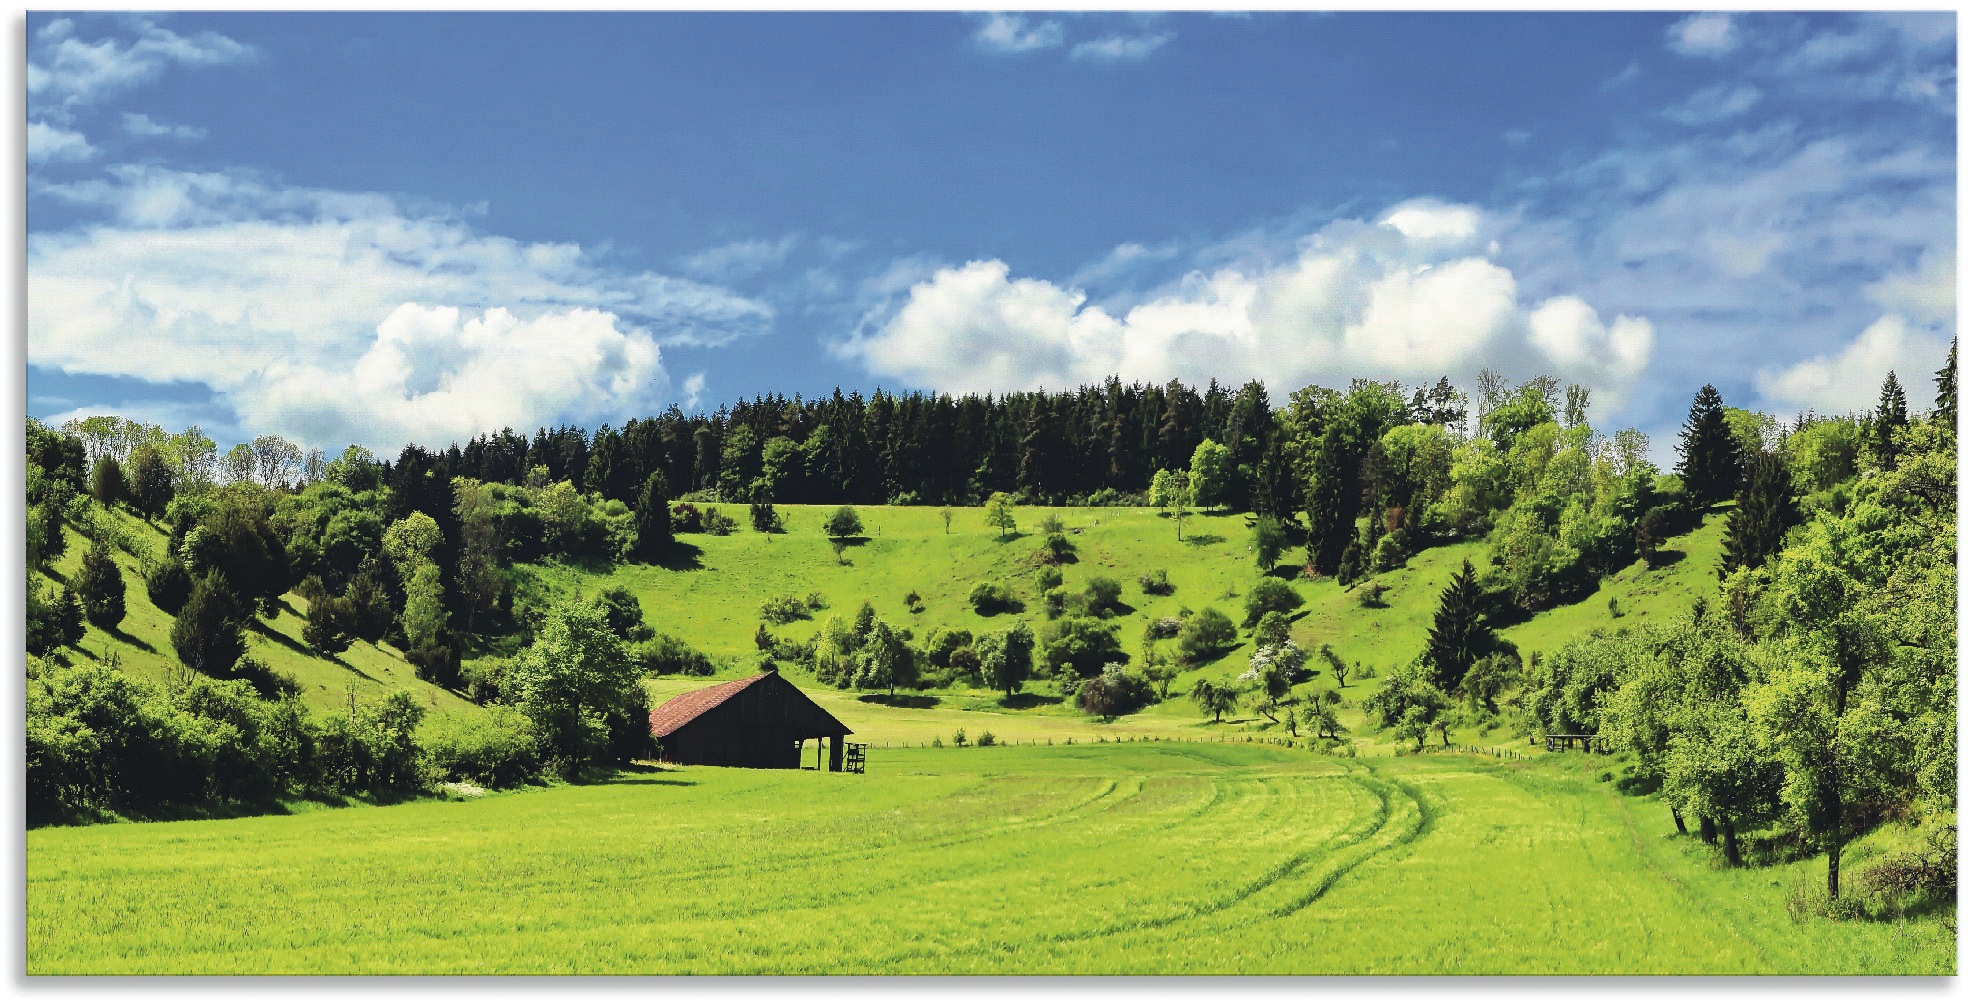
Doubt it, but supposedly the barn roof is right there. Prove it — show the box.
[647,670,851,739]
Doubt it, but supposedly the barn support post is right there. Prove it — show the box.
[828,736,844,772]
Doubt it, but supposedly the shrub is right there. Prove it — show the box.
[1242,577,1304,626]
[1177,607,1238,666]
[1034,565,1064,591]
[418,708,542,789]
[804,591,828,611]
[1081,576,1124,617]
[759,594,812,625]
[749,502,784,533]
[976,730,998,747]
[701,507,736,536]
[1042,587,1067,619]
[1138,569,1174,596]
[968,581,1017,615]
[1146,616,1183,640]
[1042,615,1127,679]
[925,626,974,669]
[1076,665,1157,718]
[669,502,703,533]
[952,727,969,748]
[904,590,923,613]
[631,633,716,676]
[824,506,864,539]
[1358,581,1390,608]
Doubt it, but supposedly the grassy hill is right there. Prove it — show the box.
[26,741,1949,974]
[42,499,1730,748]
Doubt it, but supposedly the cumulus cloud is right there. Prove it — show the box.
[1662,84,1763,126]
[835,200,1654,406]
[1667,13,1740,57]
[26,121,95,164]
[1070,32,1174,62]
[29,17,256,113]
[1756,314,1952,415]
[28,166,773,451]
[1865,248,1955,327]
[121,111,207,141]
[973,14,1064,54]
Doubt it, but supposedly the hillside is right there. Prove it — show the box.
[43,499,1729,747]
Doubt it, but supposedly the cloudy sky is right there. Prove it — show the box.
[25,12,1956,464]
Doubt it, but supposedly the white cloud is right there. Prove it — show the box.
[1069,240,1180,290]
[1667,13,1740,58]
[680,373,708,411]
[682,235,799,282]
[26,121,95,164]
[836,202,1653,405]
[973,14,1064,54]
[29,17,257,112]
[1070,32,1174,62]
[28,166,773,451]
[1864,248,1955,327]
[121,112,207,141]
[1661,84,1763,126]
[1756,314,1952,415]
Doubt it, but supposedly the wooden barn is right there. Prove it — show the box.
[647,670,855,771]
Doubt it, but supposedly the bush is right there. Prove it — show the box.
[1138,569,1174,596]
[1042,587,1067,619]
[1043,615,1127,679]
[759,594,812,625]
[1177,607,1238,666]
[1358,581,1390,608]
[1034,565,1064,591]
[670,502,704,533]
[824,506,864,539]
[804,592,828,611]
[1145,616,1183,640]
[1242,577,1304,626]
[631,633,716,676]
[976,730,998,747]
[968,581,1017,615]
[1076,665,1157,718]
[418,708,542,789]
[1081,576,1124,617]
[749,502,784,533]
[701,507,736,536]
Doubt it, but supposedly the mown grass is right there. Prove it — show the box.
[26,743,1950,975]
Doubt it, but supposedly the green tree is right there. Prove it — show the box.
[90,455,126,509]
[145,554,193,616]
[400,562,449,653]
[1422,558,1493,692]
[1252,610,1292,649]
[1934,337,1957,434]
[1872,370,1909,470]
[1148,468,1190,539]
[508,598,646,773]
[171,571,246,677]
[977,622,1035,698]
[302,592,356,657]
[984,492,1017,537]
[1718,450,1798,578]
[825,505,865,540]
[1190,677,1241,723]
[1176,607,1238,666]
[633,472,672,560]
[1676,384,1741,506]
[126,444,174,520]
[1042,616,1127,679]
[1251,515,1288,573]
[74,539,126,631]
[1242,577,1303,627]
[1188,438,1232,510]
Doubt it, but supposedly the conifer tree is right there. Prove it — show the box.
[633,472,672,561]
[90,455,125,508]
[1873,370,1909,470]
[1423,558,1492,692]
[1676,384,1741,506]
[1718,450,1798,578]
[75,538,126,630]
[171,571,246,677]
[1936,338,1957,435]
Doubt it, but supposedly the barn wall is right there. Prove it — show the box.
[657,674,849,769]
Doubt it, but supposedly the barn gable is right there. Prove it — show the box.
[648,671,852,770]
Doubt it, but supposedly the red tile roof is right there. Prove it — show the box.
[646,671,775,738]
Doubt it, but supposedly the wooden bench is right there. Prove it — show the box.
[844,742,867,774]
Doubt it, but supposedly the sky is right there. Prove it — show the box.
[23,11,1958,467]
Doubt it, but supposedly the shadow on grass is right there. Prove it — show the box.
[858,693,942,709]
[1642,549,1688,569]
[999,692,1064,709]
[1264,564,1303,580]
[990,531,1024,543]
[652,540,707,571]
[105,626,157,654]
[972,600,1026,617]
[1183,533,1226,546]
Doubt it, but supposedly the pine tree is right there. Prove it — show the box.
[75,539,126,630]
[1423,558,1492,692]
[633,472,673,561]
[145,555,193,615]
[1874,370,1909,470]
[303,592,356,656]
[1676,384,1741,506]
[1936,338,1957,435]
[90,455,126,508]
[1718,450,1799,577]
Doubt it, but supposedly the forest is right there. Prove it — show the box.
[24,346,1958,912]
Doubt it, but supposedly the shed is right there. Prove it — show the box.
[648,670,854,771]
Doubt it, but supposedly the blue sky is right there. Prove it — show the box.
[25,11,1957,465]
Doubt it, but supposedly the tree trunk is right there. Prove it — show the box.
[1721,820,1741,867]
[1698,814,1716,845]
[1826,794,1843,899]
[1670,807,1688,835]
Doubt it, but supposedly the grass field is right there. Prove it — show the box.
[25,742,1951,975]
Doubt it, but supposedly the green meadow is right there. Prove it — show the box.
[26,742,1950,975]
